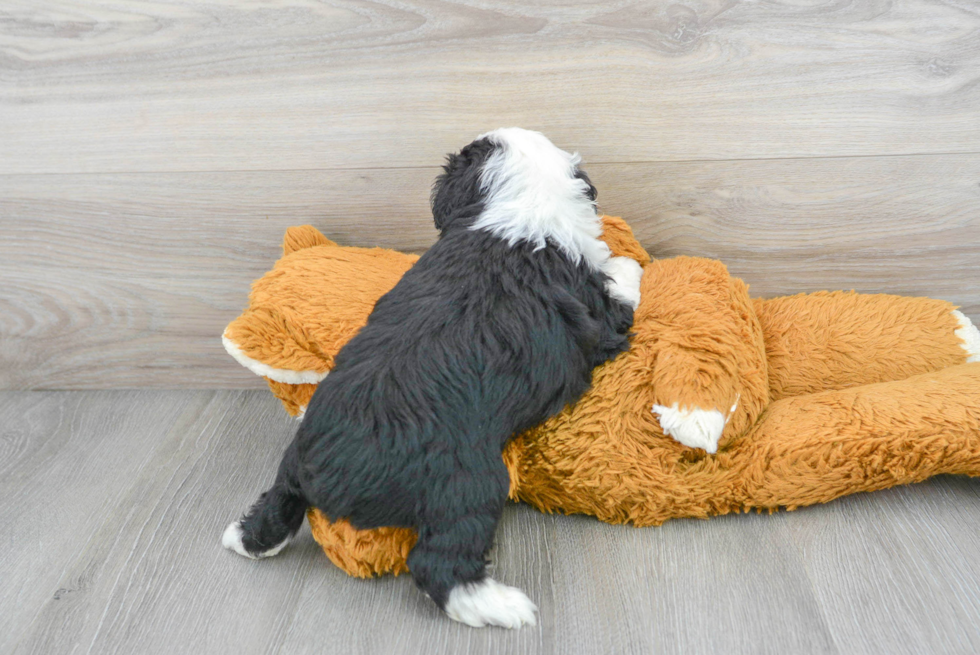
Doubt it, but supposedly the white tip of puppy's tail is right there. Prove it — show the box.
[953,310,980,363]
[444,578,538,629]
[222,520,291,560]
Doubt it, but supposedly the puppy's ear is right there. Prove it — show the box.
[430,137,496,232]
[575,167,597,203]
[430,152,466,232]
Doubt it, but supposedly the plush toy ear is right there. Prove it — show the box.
[600,215,651,265]
[282,225,336,256]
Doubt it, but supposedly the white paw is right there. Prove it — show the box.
[652,403,726,454]
[444,578,538,629]
[953,310,980,363]
[222,521,291,559]
[602,256,643,310]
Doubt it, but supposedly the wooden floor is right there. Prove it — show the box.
[3,389,980,655]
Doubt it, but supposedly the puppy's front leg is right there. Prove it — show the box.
[601,256,643,311]
[577,256,642,368]
[407,457,537,629]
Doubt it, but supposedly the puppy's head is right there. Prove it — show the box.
[431,129,600,263]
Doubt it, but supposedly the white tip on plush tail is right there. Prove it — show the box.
[953,310,980,363]
[652,403,726,454]
[444,578,538,629]
[222,521,291,560]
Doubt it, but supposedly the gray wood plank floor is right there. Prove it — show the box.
[4,390,980,655]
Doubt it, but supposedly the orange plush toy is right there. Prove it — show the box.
[224,216,980,578]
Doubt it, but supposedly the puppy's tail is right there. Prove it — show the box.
[222,440,308,559]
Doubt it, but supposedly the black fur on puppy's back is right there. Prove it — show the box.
[231,131,635,614]
[292,227,632,606]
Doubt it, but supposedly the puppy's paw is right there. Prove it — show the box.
[222,520,291,559]
[444,578,538,629]
[602,256,643,310]
[652,403,726,454]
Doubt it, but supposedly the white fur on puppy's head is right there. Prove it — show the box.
[470,128,610,270]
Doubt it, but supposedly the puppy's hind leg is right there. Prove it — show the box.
[223,440,308,559]
[408,456,537,629]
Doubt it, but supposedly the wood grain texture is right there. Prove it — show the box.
[2,154,977,389]
[2,0,980,174]
[593,154,980,316]
[0,390,216,653]
[0,168,438,390]
[785,479,980,654]
[6,390,314,655]
[5,390,980,654]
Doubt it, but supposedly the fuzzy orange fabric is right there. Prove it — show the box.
[307,517,416,578]
[755,292,967,400]
[225,216,980,578]
[223,225,417,410]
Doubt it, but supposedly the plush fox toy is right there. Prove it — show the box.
[224,216,980,577]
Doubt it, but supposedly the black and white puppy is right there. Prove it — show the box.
[222,128,643,628]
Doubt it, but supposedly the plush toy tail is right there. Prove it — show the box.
[755,292,971,401]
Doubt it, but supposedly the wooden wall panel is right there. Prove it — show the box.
[2,0,980,174]
[2,154,977,389]
[591,155,980,312]
[2,1,978,389]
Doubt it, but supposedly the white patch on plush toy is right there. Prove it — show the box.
[602,256,643,309]
[222,332,328,385]
[222,521,292,559]
[953,310,980,363]
[472,128,611,270]
[444,577,538,629]
[295,405,307,421]
[652,403,726,454]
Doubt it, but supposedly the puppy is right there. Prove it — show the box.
[222,128,643,628]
